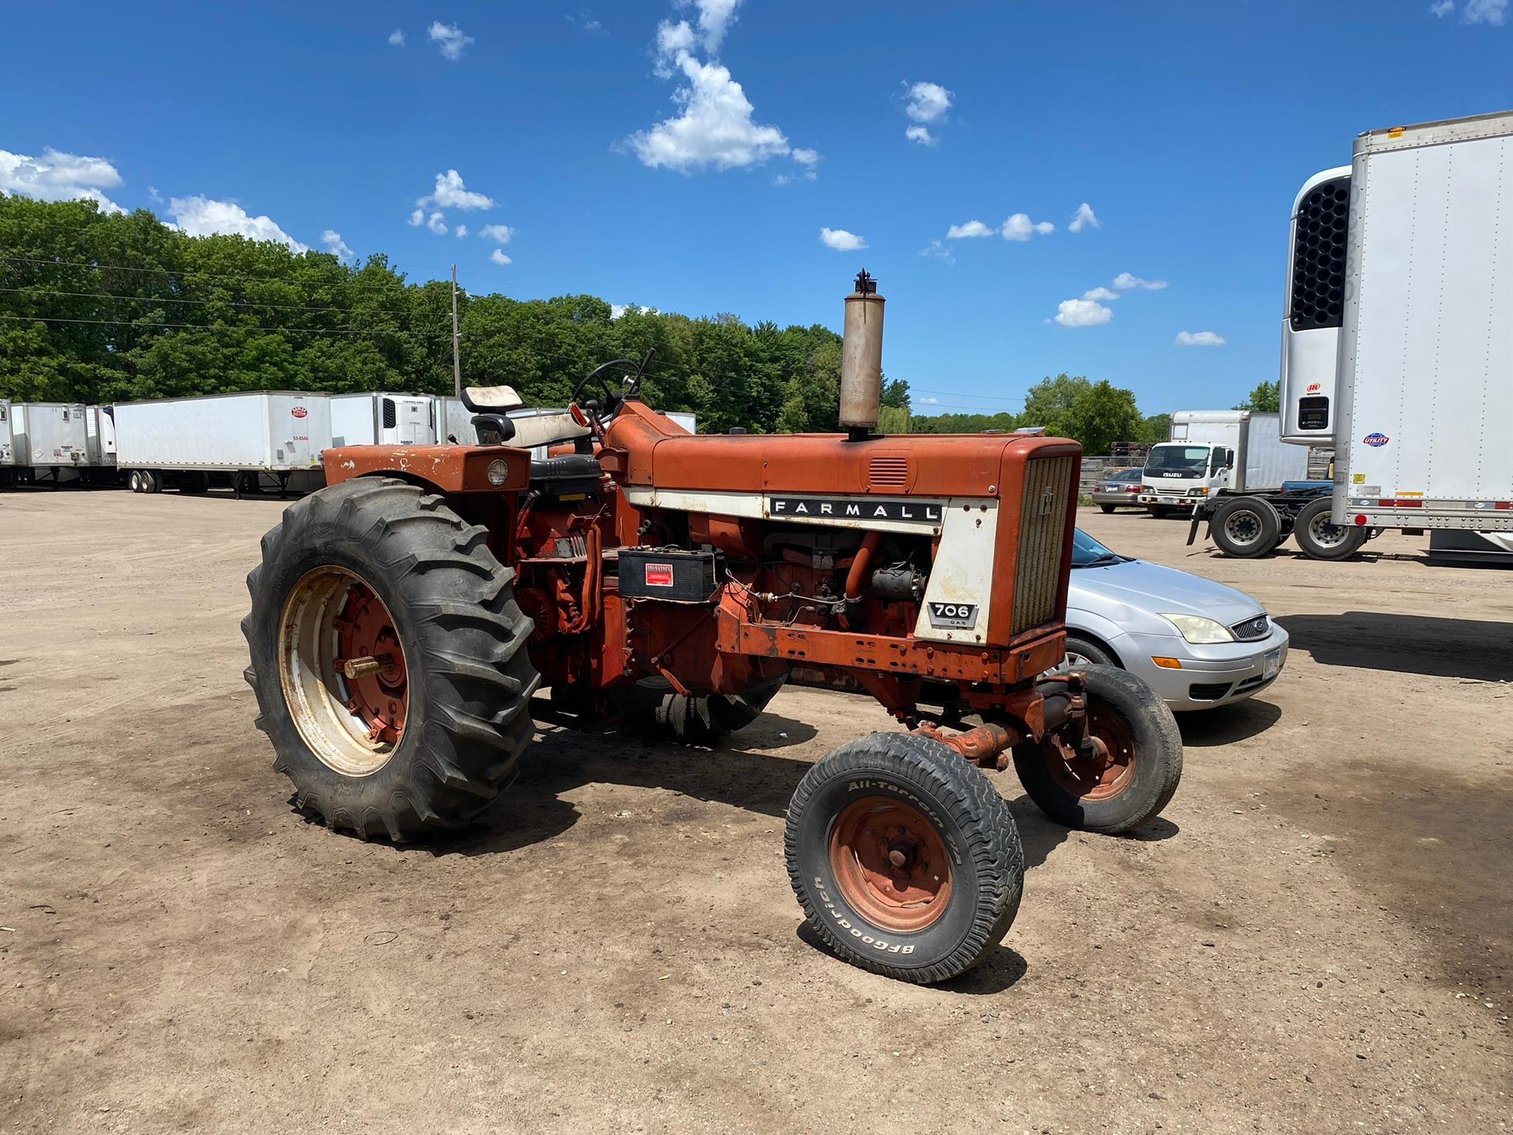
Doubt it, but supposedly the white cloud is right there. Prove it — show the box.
[1464,0,1508,22]
[1113,272,1168,291]
[1175,330,1226,347]
[919,240,955,264]
[489,248,512,266]
[1002,213,1054,241]
[0,147,124,213]
[428,21,473,60]
[454,224,469,238]
[168,196,308,252]
[905,81,953,123]
[631,5,814,175]
[692,0,741,53]
[388,28,405,46]
[1069,202,1100,233]
[905,125,936,146]
[421,169,494,211]
[1429,0,1456,13]
[946,219,995,239]
[478,223,514,244]
[1082,286,1119,301]
[919,396,940,406]
[425,211,448,235]
[630,53,793,171]
[819,227,867,251]
[321,229,355,262]
[1053,298,1113,328]
[408,208,424,226]
[611,303,630,319]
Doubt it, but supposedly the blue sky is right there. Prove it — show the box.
[2,0,1508,416]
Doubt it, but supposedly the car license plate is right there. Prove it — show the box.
[1263,648,1281,679]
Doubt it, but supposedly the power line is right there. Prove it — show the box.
[0,285,353,315]
[0,314,377,336]
[0,254,406,292]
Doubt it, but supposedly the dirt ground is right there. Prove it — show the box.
[1,488,1509,1134]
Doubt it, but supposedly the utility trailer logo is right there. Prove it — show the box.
[1362,432,1389,448]
[927,601,978,629]
[768,496,942,524]
[291,406,309,419]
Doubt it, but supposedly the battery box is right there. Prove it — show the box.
[618,547,723,602]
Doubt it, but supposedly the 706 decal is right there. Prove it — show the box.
[927,601,978,628]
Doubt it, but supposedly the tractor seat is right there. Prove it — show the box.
[528,454,602,497]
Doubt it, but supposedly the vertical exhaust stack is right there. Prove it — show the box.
[840,269,885,441]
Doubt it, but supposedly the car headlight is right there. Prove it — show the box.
[1160,613,1235,644]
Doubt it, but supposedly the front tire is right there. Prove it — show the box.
[1210,497,1280,557]
[786,733,1024,984]
[242,477,540,840]
[1099,504,1115,514]
[1012,666,1182,834]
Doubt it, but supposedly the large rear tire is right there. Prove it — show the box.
[1012,666,1182,834]
[1293,498,1368,560]
[786,733,1024,984]
[242,477,540,840]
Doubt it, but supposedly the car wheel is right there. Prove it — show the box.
[1098,504,1115,514]
[1063,634,1118,670]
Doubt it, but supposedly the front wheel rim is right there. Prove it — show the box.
[277,566,410,776]
[1046,704,1137,801]
[829,796,953,932]
[1223,511,1262,546]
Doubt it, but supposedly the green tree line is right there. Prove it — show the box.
[2,196,1194,450]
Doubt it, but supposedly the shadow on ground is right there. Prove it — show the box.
[1277,611,1513,681]
[1178,699,1282,748]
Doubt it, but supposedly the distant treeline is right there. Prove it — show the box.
[1,196,1195,447]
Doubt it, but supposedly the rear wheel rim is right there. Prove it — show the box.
[1308,511,1350,548]
[1045,703,1137,801]
[829,796,953,932]
[278,566,409,776]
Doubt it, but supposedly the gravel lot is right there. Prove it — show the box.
[1,488,1509,1134]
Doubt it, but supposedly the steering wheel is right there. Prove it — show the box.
[570,356,647,421]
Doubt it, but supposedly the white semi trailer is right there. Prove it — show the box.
[114,392,330,496]
[9,403,93,485]
[331,393,437,447]
[1194,109,1513,560]
[0,400,14,484]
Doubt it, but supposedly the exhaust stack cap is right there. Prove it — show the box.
[840,269,885,438]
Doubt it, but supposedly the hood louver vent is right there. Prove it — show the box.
[867,455,910,490]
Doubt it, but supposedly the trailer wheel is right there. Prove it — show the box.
[786,732,1024,984]
[1293,498,1368,560]
[141,470,162,494]
[1210,497,1280,557]
[614,672,786,745]
[242,477,540,840]
[1012,665,1182,835]
[128,471,143,493]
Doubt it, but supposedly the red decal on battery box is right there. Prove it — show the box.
[645,563,675,587]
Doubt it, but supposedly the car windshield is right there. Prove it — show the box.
[1071,529,1127,567]
[1146,445,1210,472]
[1109,468,1143,482]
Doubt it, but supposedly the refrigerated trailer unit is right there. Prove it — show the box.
[113,392,330,496]
[330,393,437,447]
[1196,109,1513,560]
[10,403,93,485]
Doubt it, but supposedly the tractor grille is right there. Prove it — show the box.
[867,455,910,490]
[1289,176,1350,332]
[1012,454,1075,635]
[1231,614,1270,642]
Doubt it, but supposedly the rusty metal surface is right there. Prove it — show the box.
[828,796,952,932]
[323,444,532,493]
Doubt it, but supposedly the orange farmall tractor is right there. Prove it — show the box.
[243,273,1181,983]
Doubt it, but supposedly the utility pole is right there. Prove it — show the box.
[451,263,462,399]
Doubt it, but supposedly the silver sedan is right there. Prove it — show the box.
[1062,528,1289,711]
